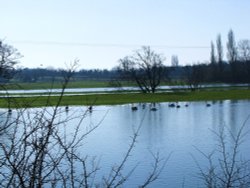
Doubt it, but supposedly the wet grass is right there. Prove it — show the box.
[2,80,142,90]
[1,80,186,90]
[2,80,112,90]
[1,89,249,108]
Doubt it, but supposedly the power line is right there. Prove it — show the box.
[9,40,210,49]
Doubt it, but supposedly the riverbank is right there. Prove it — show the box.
[0,80,131,90]
[1,89,249,108]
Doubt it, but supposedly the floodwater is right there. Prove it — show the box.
[1,100,250,187]
[0,83,248,95]
[75,100,250,187]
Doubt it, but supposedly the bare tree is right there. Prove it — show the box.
[210,42,216,65]
[0,40,22,82]
[238,40,250,85]
[227,29,238,64]
[183,64,205,91]
[227,29,239,82]
[0,61,80,187]
[216,34,223,64]
[216,34,224,80]
[119,46,166,93]
[193,116,250,188]
[0,61,167,187]
[210,41,218,82]
[238,40,250,62]
[171,55,179,67]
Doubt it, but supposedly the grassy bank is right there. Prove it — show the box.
[1,89,249,108]
[3,80,112,90]
[3,80,142,90]
[2,80,188,90]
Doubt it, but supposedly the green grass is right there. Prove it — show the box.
[2,80,142,90]
[3,80,249,91]
[3,80,113,90]
[1,89,249,108]
[2,80,186,90]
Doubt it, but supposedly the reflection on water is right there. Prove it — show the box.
[1,100,250,187]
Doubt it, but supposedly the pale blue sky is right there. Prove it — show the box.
[1,0,250,69]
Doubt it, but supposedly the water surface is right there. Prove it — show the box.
[1,100,250,187]
[63,100,250,187]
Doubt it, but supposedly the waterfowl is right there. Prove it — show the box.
[150,107,157,111]
[142,103,146,109]
[131,106,138,111]
[150,103,157,111]
[88,106,93,112]
[168,103,175,107]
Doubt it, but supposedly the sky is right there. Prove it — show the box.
[1,0,250,70]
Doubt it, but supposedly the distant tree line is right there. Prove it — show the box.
[13,68,118,82]
[207,29,250,84]
[1,29,250,92]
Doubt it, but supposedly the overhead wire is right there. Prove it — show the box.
[9,40,210,49]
